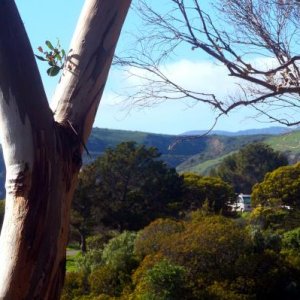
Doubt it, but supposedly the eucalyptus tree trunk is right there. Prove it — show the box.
[0,0,131,299]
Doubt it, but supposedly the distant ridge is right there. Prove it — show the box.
[0,126,299,199]
[181,126,295,137]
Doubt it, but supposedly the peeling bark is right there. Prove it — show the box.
[0,0,131,298]
[52,0,131,143]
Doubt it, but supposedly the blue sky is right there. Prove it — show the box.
[14,0,278,135]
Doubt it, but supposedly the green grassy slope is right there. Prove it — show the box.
[178,152,236,175]
[176,134,269,174]
[178,130,300,175]
[264,130,300,164]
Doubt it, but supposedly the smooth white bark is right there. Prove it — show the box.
[53,0,131,142]
[0,0,131,298]
[0,90,34,296]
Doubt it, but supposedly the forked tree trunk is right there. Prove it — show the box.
[0,0,131,299]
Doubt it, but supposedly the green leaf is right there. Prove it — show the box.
[61,49,66,58]
[45,40,54,50]
[55,53,62,61]
[35,55,47,62]
[47,66,61,77]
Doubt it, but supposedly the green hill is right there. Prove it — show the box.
[177,152,237,175]
[86,128,193,166]
[85,128,269,168]
[176,135,269,174]
[265,130,300,163]
[1,127,299,199]
[178,130,300,175]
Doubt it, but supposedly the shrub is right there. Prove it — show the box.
[282,227,300,251]
[61,271,89,300]
[281,227,300,270]
[249,207,289,231]
[247,226,281,253]
[76,249,103,274]
[86,234,107,251]
[143,259,187,300]
[132,253,165,286]
[161,216,249,282]
[86,231,139,298]
[134,218,184,258]
[102,231,139,274]
[89,265,120,297]
[207,281,253,300]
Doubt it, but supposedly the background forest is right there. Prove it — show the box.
[39,138,300,300]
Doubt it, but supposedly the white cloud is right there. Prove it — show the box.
[163,59,235,95]
[94,58,273,134]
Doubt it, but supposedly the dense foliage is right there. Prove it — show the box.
[252,163,300,208]
[71,169,98,252]
[71,142,183,243]
[213,143,288,193]
[63,141,299,299]
[182,173,234,213]
[63,209,300,299]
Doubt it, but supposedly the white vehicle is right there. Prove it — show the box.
[231,194,252,212]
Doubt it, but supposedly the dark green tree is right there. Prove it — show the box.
[71,165,98,252]
[213,143,288,193]
[74,141,183,231]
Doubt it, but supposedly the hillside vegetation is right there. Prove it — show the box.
[181,130,300,175]
[62,142,300,299]
[0,127,300,198]
[87,128,270,168]
[266,131,300,163]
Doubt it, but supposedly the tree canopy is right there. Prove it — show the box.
[130,214,299,299]
[212,143,288,193]
[182,173,235,213]
[252,162,300,208]
[73,141,183,231]
[71,167,98,252]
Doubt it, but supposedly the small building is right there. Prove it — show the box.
[231,194,252,212]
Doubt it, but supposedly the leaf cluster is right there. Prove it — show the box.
[35,40,66,76]
[252,162,300,208]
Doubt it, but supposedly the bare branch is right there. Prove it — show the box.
[116,0,300,126]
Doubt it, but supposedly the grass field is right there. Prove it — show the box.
[266,131,300,153]
[178,152,236,175]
